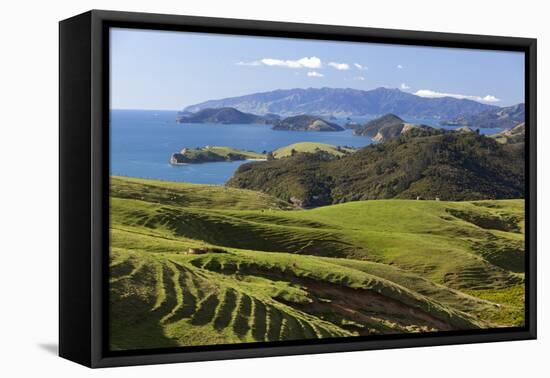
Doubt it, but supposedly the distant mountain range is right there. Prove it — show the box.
[441,103,524,129]
[183,87,498,119]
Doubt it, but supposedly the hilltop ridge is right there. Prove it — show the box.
[183,87,497,118]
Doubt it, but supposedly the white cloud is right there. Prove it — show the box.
[354,63,368,70]
[235,61,261,66]
[260,56,321,69]
[414,89,501,103]
[397,64,404,69]
[307,71,324,77]
[354,76,366,81]
[328,62,350,70]
[400,83,410,90]
[481,95,500,103]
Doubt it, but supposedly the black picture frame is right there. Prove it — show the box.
[59,9,537,368]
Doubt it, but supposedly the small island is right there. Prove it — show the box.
[272,115,345,132]
[170,142,356,165]
[170,146,266,165]
[354,113,439,142]
[176,107,276,124]
[175,107,347,133]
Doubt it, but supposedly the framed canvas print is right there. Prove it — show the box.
[59,10,537,368]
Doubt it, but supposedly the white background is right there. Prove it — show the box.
[0,0,546,376]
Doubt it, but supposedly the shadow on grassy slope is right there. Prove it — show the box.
[108,177,525,350]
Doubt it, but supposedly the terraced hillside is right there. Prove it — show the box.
[110,176,525,351]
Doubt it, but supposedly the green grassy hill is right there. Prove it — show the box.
[273,142,355,159]
[171,146,266,164]
[110,176,525,350]
[170,143,356,165]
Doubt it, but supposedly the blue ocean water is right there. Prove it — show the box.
[110,110,374,184]
[110,110,504,185]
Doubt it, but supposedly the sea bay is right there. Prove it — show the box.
[110,109,503,184]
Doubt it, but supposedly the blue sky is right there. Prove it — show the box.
[110,28,525,110]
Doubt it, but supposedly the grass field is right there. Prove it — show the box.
[110,176,525,351]
[272,142,355,158]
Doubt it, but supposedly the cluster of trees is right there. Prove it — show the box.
[227,132,525,208]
